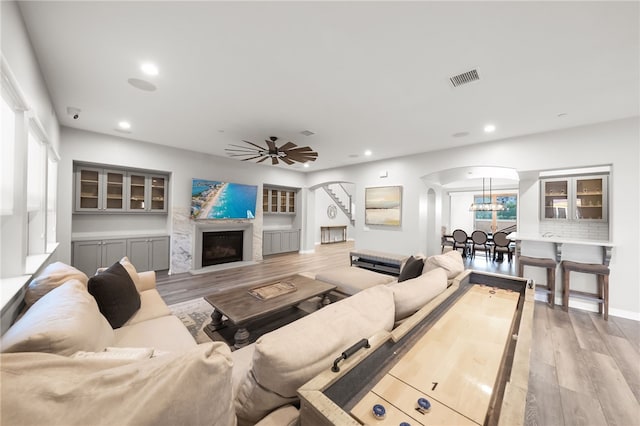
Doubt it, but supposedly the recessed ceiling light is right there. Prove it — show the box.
[118,121,131,130]
[484,124,496,133]
[364,150,372,156]
[141,63,159,76]
[303,163,310,168]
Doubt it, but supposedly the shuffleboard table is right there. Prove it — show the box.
[298,270,534,426]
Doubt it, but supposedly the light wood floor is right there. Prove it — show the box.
[155,241,640,425]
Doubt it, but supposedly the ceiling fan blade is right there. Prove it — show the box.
[279,142,297,151]
[287,153,317,162]
[225,148,261,154]
[271,156,279,165]
[257,156,269,163]
[280,156,295,165]
[285,146,316,154]
[240,155,266,161]
[242,140,267,151]
[266,139,277,152]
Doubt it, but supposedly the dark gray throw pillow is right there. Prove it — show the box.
[88,261,141,329]
[398,256,424,282]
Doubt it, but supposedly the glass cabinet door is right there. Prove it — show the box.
[263,188,269,212]
[78,168,101,210]
[542,179,568,219]
[104,170,124,210]
[575,177,605,220]
[270,189,278,212]
[149,175,166,211]
[129,174,147,210]
[288,191,295,213]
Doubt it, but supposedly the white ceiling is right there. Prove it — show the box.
[17,1,639,172]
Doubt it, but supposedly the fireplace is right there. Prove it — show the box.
[202,231,244,267]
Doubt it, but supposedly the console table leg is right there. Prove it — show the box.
[234,328,250,349]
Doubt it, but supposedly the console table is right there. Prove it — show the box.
[320,226,347,244]
[349,249,408,276]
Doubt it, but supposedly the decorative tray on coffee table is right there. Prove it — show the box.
[248,280,297,300]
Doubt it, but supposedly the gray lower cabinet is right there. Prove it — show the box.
[263,229,300,255]
[72,239,127,276]
[127,237,170,272]
[72,236,169,276]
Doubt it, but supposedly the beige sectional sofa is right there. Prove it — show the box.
[1,251,465,426]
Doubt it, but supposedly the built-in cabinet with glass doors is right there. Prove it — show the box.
[541,175,608,221]
[262,187,296,214]
[75,165,168,213]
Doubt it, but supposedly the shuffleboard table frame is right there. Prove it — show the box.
[298,270,535,426]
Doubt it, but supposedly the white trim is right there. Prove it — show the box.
[534,292,639,321]
[0,53,29,111]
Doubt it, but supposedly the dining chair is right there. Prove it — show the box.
[493,231,514,262]
[470,230,491,260]
[452,229,470,257]
[441,234,455,253]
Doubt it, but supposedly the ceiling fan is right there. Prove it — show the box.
[225,136,318,165]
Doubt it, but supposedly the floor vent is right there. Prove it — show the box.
[449,69,480,87]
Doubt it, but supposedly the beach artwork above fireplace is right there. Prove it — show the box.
[191,179,258,220]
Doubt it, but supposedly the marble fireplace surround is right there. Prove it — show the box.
[171,207,263,274]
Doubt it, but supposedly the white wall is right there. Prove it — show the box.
[58,127,307,265]
[1,1,60,154]
[306,117,640,317]
[448,192,474,235]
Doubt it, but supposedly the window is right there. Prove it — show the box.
[1,95,15,215]
[47,155,58,252]
[473,193,518,233]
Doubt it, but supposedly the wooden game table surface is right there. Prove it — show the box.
[299,270,534,426]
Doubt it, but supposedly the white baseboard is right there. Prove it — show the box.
[533,292,640,321]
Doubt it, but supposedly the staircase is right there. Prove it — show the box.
[322,183,355,225]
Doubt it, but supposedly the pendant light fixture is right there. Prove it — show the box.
[469,178,505,211]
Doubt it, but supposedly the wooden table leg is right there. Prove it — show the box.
[234,327,250,349]
[204,309,225,337]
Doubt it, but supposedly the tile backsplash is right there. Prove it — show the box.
[539,221,609,241]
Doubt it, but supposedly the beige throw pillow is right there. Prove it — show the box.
[390,267,448,321]
[24,262,89,309]
[423,250,465,279]
[1,280,114,356]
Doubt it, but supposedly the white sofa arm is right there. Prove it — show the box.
[137,271,157,292]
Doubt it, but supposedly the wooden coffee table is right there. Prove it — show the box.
[204,274,336,348]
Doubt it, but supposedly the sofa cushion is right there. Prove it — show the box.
[397,255,424,282]
[390,267,448,321]
[113,315,197,352]
[88,261,141,328]
[24,262,89,309]
[0,342,235,426]
[235,284,395,424]
[423,250,465,279]
[0,280,114,356]
[315,266,396,295]
[123,289,171,326]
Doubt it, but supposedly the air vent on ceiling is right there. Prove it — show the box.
[449,69,479,88]
[300,130,315,136]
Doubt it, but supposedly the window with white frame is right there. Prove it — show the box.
[27,126,47,255]
[1,95,15,215]
[47,155,58,252]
